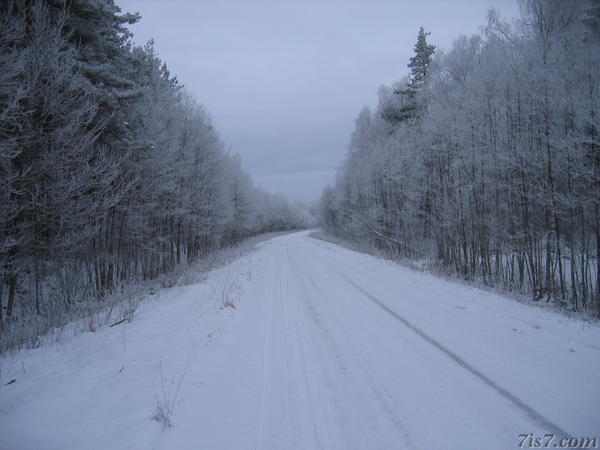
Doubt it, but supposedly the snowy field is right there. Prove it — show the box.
[1,231,599,450]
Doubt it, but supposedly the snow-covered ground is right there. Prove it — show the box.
[1,231,599,450]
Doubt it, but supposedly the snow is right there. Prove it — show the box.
[1,231,599,450]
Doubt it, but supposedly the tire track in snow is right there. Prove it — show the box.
[301,237,574,438]
[287,247,418,450]
[285,248,326,450]
[255,251,279,450]
[320,259,572,439]
[285,250,363,450]
[256,245,327,450]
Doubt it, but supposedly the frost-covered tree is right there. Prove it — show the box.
[322,0,600,314]
[0,0,304,346]
[0,1,119,317]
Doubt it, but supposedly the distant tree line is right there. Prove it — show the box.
[320,0,600,314]
[0,0,305,328]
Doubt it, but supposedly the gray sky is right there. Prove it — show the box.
[119,0,520,201]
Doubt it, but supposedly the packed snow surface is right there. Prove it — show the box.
[1,231,599,449]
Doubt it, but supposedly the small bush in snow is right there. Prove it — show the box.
[211,271,241,310]
[151,362,187,430]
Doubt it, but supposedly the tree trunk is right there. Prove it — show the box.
[7,275,16,319]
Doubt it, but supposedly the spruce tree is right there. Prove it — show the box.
[407,27,435,90]
[387,27,435,123]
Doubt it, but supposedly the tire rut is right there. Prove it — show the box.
[307,243,572,438]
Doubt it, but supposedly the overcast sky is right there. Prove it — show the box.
[119,0,520,202]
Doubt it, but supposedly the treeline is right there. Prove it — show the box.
[320,0,600,313]
[0,0,304,327]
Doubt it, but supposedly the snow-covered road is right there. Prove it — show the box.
[1,231,599,449]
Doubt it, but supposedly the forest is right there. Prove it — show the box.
[0,0,306,350]
[320,0,600,314]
